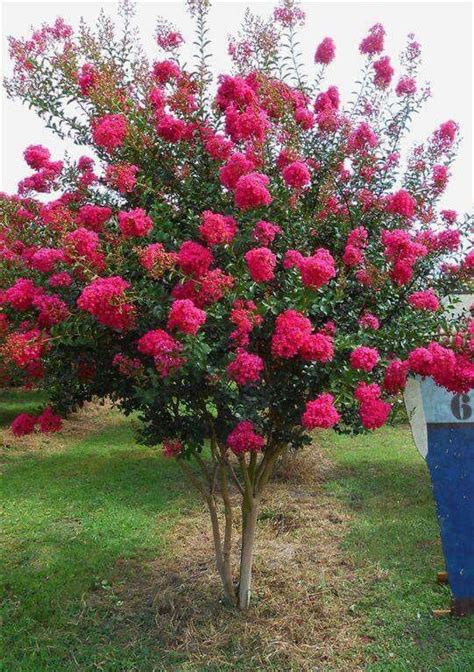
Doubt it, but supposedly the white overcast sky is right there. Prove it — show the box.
[1,1,472,214]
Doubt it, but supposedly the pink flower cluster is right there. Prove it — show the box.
[298,248,336,289]
[408,343,474,394]
[252,220,281,246]
[282,161,311,189]
[354,382,391,429]
[229,300,262,347]
[105,163,139,193]
[271,309,334,363]
[358,312,380,330]
[198,211,237,246]
[77,204,112,232]
[382,359,408,394]
[386,189,416,218]
[4,278,42,310]
[343,226,368,268]
[118,208,153,237]
[226,420,265,455]
[77,276,135,331]
[227,349,264,385]
[167,299,207,335]
[350,346,380,372]
[381,229,427,285]
[359,23,385,55]
[11,407,62,437]
[301,393,340,429]
[245,247,277,282]
[234,173,272,210]
[139,243,177,279]
[178,241,213,277]
[373,56,394,89]
[137,328,184,377]
[408,289,440,312]
[92,114,128,153]
[314,37,335,65]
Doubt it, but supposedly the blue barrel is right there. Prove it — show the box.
[417,377,474,616]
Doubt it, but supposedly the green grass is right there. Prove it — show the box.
[1,390,197,671]
[320,427,474,672]
[1,391,473,671]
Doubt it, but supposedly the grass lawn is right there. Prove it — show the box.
[1,389,473,671]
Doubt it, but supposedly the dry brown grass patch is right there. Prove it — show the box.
[98,446,379,670]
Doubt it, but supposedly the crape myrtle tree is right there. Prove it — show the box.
[1,0,473,610]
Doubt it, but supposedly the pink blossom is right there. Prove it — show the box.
[358,313,380,330]
[354,382,381,403]
[105,163,139,193]
[118,208,153,237]
[37,407,62,433]
[77,204,112,232]
[383,359,408,394]
[373,56,394,89]
[4,278,42,311]
[271,310,312,359]
[396,76,417,97]
[92,114,128,153]
[245,247,277,282]
[23,144,51,169]
[407,347,433,376]
[198,211,237,246]
[299,248,336,289]
[204,133,233,160]
[314,37,336,64]
[299,333,334,362]
[295,107,315,130]
[153,59,181,84]
[11,413,37,436]
[156,114,186,143]
[219,152,255,189]
[302,393,340,429]
[139,243,177,278]
[359,23,385,55]
[282,161,311,189]
[227,349,264,385]
[347,122,378,153]
[408,289,440,312]
[386,189,416,217]
[178,241,213,278]
[350,346,380,372]
[235,172,272,210]
[77,276,135,331]
[29,248,65,273]
[77,63,98,95]
[252,220,281,246]
[359,398,391,429]
[167,299,207,335]
[48,272,72,288]
[227,420,265,455]
[342,244,363,267]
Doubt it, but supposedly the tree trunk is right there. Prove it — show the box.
[207,495,237,606]
[238,496,259,610]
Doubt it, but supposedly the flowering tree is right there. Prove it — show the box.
[1,0,472,610]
